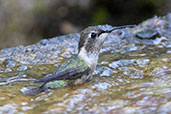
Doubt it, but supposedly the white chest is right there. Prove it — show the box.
[78,47,98,69]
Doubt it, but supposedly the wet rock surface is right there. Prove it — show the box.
[0,14,171,114]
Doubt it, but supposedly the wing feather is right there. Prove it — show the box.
[35,68,90,83]
[35,56,90,83]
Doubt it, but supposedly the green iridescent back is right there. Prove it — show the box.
[45,56,89,89]
[54,56,89,75]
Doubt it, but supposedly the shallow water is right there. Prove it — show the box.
[0,16,171,113]
[0,43,170,114]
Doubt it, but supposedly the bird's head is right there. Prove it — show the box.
[78,26,110,54]
[78,25,135,68]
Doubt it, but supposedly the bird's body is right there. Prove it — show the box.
[22,56,91,95]
[22,25,135,95]
[35,55,91,84]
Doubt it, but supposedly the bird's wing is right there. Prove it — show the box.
[34,56,90,83]
[22,67,90,95]
[34,67,90,83]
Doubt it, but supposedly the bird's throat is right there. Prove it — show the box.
[78,47,98,69]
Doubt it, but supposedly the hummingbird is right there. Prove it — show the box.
[22,25,135,95]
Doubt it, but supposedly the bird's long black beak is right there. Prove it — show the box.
[98,25,136,36]
[105,25,136,33]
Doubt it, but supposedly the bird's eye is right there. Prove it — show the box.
[91,32,97,39]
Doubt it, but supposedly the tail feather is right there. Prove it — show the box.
[34,74,53,83]
[21,84,47,95]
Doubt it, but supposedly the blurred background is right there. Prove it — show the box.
[0,0,170,49]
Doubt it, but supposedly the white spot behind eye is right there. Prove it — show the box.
[88,31,96,38]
